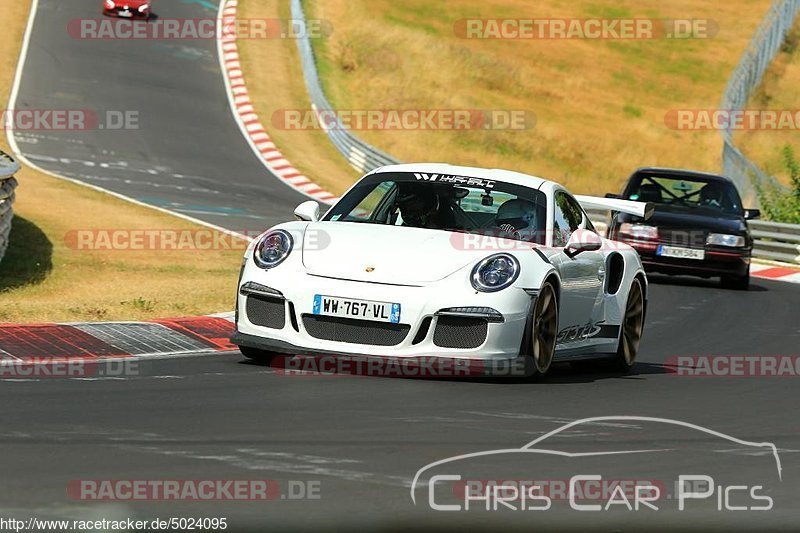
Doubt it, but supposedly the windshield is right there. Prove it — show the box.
[623,173,743,215]
[323,172,548,244]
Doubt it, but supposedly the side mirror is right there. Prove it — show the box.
[605,193,621,199]
[565,229,602,258]
[294,200,320,222]
[744,209,760,220]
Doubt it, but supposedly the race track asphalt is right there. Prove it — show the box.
[4,1,800,531]
[1,277,799,531]
[10,0,306,232]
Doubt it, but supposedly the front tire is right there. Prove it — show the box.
[522,281,558,378]
[611,277,645,371]
[721,271,749,291]
[238,345,275,365]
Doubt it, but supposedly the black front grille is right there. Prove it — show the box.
[433,316,488,349]
[301,315,410,346]
[246,295,286,329]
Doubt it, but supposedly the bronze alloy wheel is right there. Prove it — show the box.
[619,278,644,367]
[530,282,558,375]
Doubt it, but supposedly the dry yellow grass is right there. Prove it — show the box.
[0,0,245,323]
[303,0,774,196]
[236,0,357,194]
[736,20,800,185]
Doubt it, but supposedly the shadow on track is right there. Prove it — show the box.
[0,216,53,292]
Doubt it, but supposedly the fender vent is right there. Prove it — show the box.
[606,253,625,295]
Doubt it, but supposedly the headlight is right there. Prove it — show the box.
[138,3,149,11]
[105,0,115,8]
[706,233,746,247]
[471,253,520,292]
[253,230,293,269]
[619,223,658,239]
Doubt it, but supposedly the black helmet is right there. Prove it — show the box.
[397,186,440,226]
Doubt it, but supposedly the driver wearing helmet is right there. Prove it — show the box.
[495,198,540,242]
[396,185,455,229]
[698,182,733,210]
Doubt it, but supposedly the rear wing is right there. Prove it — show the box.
[575,195,654,221]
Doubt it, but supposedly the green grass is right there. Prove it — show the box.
[623,103,643,117]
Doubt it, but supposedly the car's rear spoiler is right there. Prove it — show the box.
[575,195,654,221]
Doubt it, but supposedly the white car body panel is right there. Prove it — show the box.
[302,222,485,284]
[233,163,648,371]
[574,194,654,219]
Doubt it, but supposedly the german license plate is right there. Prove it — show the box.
[313,295,401,323]
[118,10,132,17]
[657,245,705,260]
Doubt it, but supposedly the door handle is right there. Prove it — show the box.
[597,268,606,281]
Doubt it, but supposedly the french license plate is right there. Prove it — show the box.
[118,10,132,17]
[657,245,705,260]
[313,295,401,323]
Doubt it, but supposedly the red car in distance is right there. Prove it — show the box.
[102,0,152,19]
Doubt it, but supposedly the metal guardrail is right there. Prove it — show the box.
[585,208,800,265]
[291,0,400,174]
[749,219,800,263]
[0,150,20,264]
[720,0,800,206]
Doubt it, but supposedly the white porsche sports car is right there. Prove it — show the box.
[231,164,653,377]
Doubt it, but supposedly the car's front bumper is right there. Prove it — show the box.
[103,7,150,18]
[231,331,532,377]
[233,265,534,362]
[620,241,751,278]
